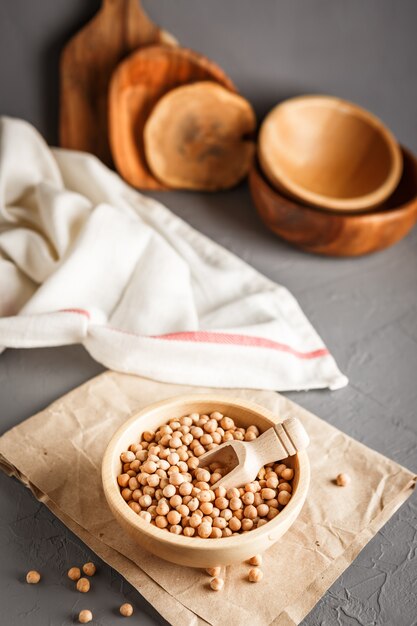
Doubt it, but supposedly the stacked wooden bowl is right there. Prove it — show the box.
[250,96,417,256]
[60,0,256,193]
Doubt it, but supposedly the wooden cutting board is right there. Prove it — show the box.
[59,0,176,166]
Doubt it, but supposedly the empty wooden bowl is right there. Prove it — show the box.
[250,146,417,257]
[109,45,235,189]
[258,95,403,212]
[102,395,310,568]
[143,82,256,190]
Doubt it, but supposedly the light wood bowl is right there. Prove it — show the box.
[250,147,417,257]
[258,95,403,213]
[108,45,235,190]
[102,395,310,568]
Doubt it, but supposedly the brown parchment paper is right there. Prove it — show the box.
[0,371,414,626]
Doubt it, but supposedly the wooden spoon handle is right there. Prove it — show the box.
[273,417,310,458]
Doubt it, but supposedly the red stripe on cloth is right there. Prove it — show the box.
[60,308,90,319]
[151,331,329,360]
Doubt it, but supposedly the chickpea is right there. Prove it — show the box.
[204,419,217,433]
[336,473,351,486]
[162,485,177,499]
[177,504,190,517]
[210,527,222,538]
[119,603,134,617]
[167,510,181,525]
[198,522,213,538]
[213,517,227,529]
[257,504,269,517]
[76,577,90,593]
[229,516,241,531]
[78,609,93,623]
[200,501,213,515]
[156,500,170,516]
[81,562,96,577]
[179,481,193,496]
[241,518,253,531]
[26,570,41,584]
[248,567,263,583]
[215,497,229,510]
[120,451,135,463]
[277,482,292,493]
[139,494,152,508]
[117,474,130,488]
[242,491,255,506]
[281,468,294,481]
[169,473,185,486]
[244,505,258,519]
[278,491,292,506]
[220,508,233,521]
[210,577,224,591]
[249,554,263,566]
[167,452,180,466]
[266,475,279,489]
[169,494,182,508]
[220,417,234,430]
[183,527,195,537]
[155,515,168,529]
[261,488,276,500]
[229,497,242,511]
[68,567,81,581]
[196,468,211,483]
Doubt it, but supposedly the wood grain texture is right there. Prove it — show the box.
[109,46,236,190]
[258,95,403,213]
[198,417,310,491]
[102,395,309,568]
[60,0,176,166]
[143,82,256,191]
[250,146,417,257]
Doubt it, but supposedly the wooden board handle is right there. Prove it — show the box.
[273,417,310,457]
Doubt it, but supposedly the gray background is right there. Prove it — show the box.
[0,1,416,624]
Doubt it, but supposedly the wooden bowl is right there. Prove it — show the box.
[102,395,310,568]
[258,95,403,212]
[109,45,235,190]
[250,146,417,257]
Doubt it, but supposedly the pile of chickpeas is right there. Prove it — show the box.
[117,411,294,540]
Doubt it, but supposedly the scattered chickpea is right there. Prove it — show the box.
[67,567,81,581]
[336,472,351,486]
[248,567,263,583]
[78,609,93,623]
[206,566,221,577]
[76,577,90,593]
[26,570,41,584]
[249,554,263,566]
[119,603,134,617]
[210,577,224,591]
[82,562,96,577]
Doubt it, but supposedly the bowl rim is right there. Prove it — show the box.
[251,146,417,221]
[102,394,310,551]
[258,94,403,213]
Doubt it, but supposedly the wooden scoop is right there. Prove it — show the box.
[60,0,177,166]
[198,417,309,491]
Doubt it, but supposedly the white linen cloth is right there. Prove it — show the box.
[0,117,347,391]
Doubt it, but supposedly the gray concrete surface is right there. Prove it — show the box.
[1,1,417,625]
